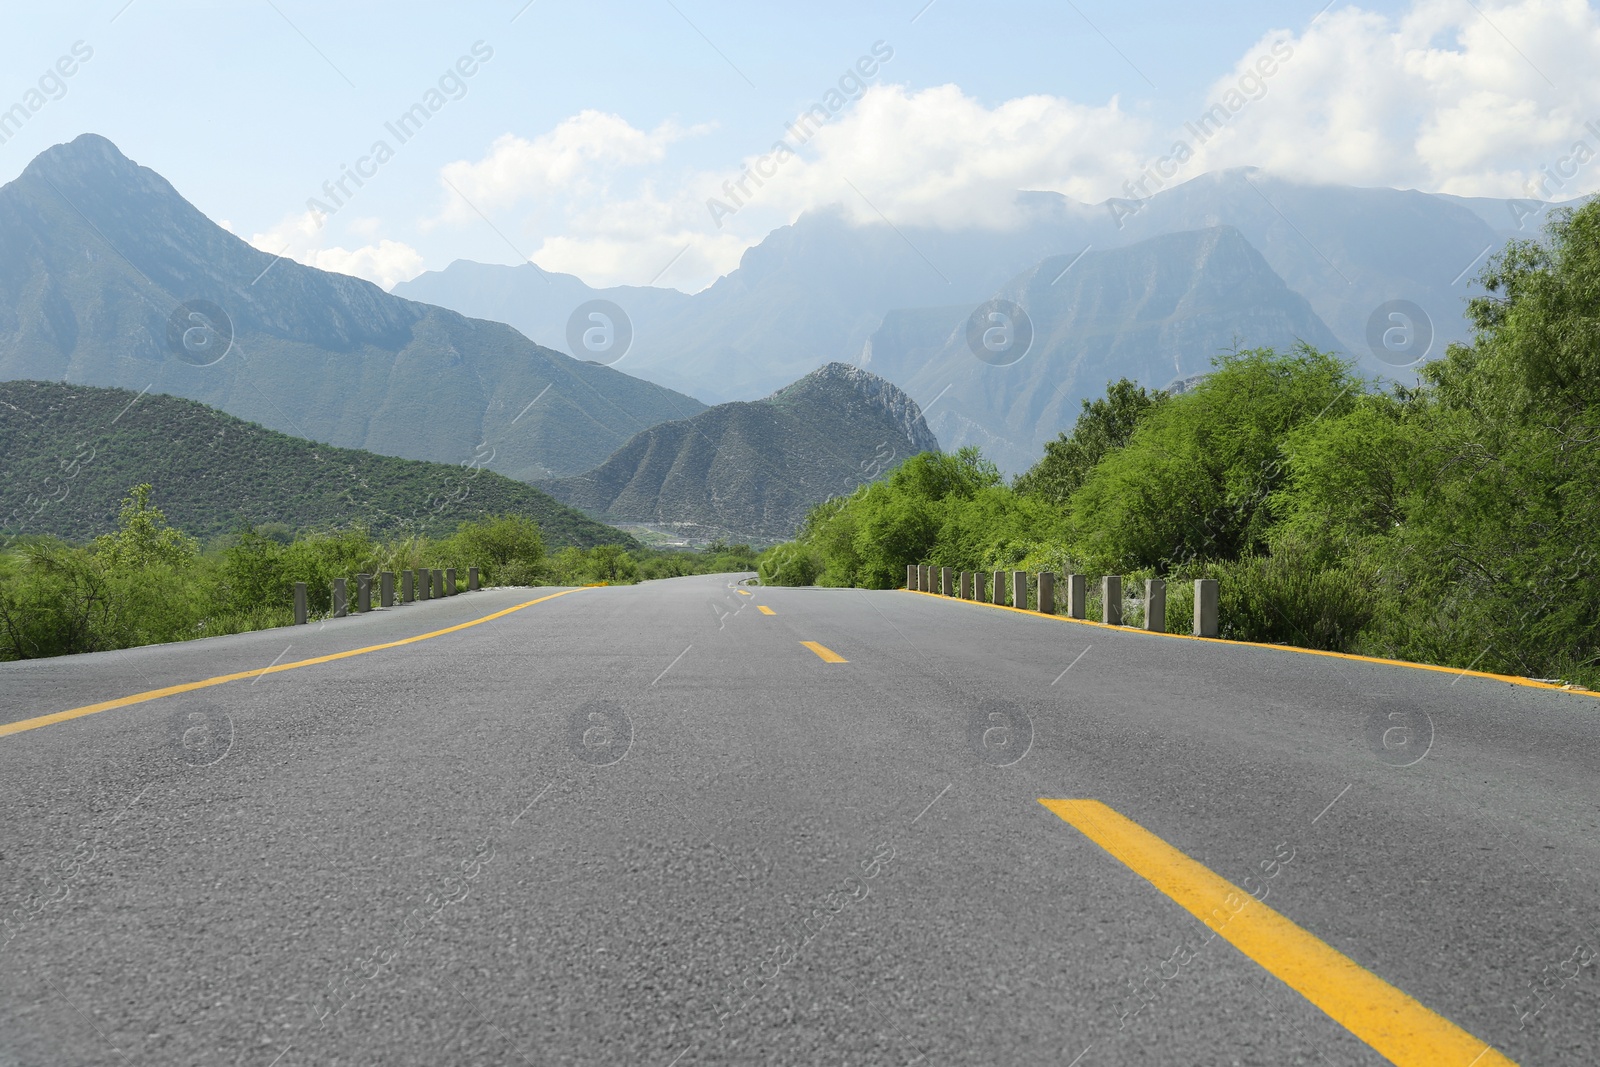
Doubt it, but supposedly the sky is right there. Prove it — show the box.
[3,0,1599,292]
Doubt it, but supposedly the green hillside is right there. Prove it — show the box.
[0,380,635,548]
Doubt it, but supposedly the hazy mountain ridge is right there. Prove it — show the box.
[866,226,1345,473]
[394,169,1556,411]
[540,363,939,542]
[0,134,707,481]
[0,379,635,546]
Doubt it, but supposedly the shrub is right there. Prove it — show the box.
[758,542,820,586]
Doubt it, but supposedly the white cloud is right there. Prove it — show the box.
[248,210,425,289]
[767,83,1147,228]
[422,0,1600,291]
[427,88,1143,289]
[1179,0,1600,199]
[309,241,425,289]
[431,112,711,224]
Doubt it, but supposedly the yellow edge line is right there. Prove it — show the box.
[757,605,776,615]
[902,588,1596,700]
[800,640,848,663]
[1039,799,1516,1067]
[0,588,588,740]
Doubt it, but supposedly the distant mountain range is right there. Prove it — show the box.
[540,363,939,542]
[395,171,1582,471]
[861,226,1343,472]
[0,380,633,547]
[0,134,705,480]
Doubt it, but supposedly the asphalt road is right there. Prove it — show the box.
[1,574,1597,1066]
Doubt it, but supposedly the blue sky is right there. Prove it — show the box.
[3,1,1596,290]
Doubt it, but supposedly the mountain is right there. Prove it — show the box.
[539,363,939,542]
[394,169,1529,406]
[0,380,634,547]
[860,227,1344,474]
[396,206,1098,402]
[0,134,707,480]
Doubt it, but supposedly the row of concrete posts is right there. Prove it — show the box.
[291,566,481,625]
[906,564,1218,638]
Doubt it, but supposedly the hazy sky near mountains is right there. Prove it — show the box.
[3,0,1598,292]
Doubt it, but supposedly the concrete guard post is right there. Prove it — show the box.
[416,569,429,601]
[446,568,457,596]
[432,569,445,599]
[1103,575,1122,626]
[1066,574,1087,619]
[380,571,395,608]
[991,570,1005,606]
[293,582,307,625]
[907,565,915,590]
[960,571,973,600]
[469,566,480,591]
[332,577,348,618]
[1011,570,1028,610]
[1194,579,1219,637]
[975,570,987,603]
[356,573,372,613]
[1145,578,1166,633]
[939,566,953,596]
[1037,572,1055,615]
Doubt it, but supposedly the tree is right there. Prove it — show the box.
[449,514,544,583]
[92,484,199,570]
[1014,379,1168,505]
[1067,346,1363,572]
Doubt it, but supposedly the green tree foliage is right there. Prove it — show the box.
[1068,345,1363,573]
[760,447,1059,590]
[1278,202,1600,679]
[1014,378,1168,505]
[92,484,199,569]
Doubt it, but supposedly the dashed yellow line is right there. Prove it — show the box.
[0,588,588,740]
[758,605,776,616]
[737,589,752,596]
[800,641,847,663]
[1039,799,1516,1067]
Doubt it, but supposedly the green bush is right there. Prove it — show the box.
[1211,543,1377,651]
[758,542,820,586]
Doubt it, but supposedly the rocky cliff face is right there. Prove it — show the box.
[766,362,941,455]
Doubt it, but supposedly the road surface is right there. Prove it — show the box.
[2,574,1597,1065]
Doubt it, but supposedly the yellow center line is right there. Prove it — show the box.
[758,605,776,615]
[0,588,588,740]
[800,641,847,663]
[1039,799,1516,1067]
[737,589,752,596]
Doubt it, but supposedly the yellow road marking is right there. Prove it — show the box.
[737,589,752,596]
[1039,799,1515,1067]
[905,589,1594,700]
[0,589,588,740]
[800,641,847,663]
[758,605,776,615]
